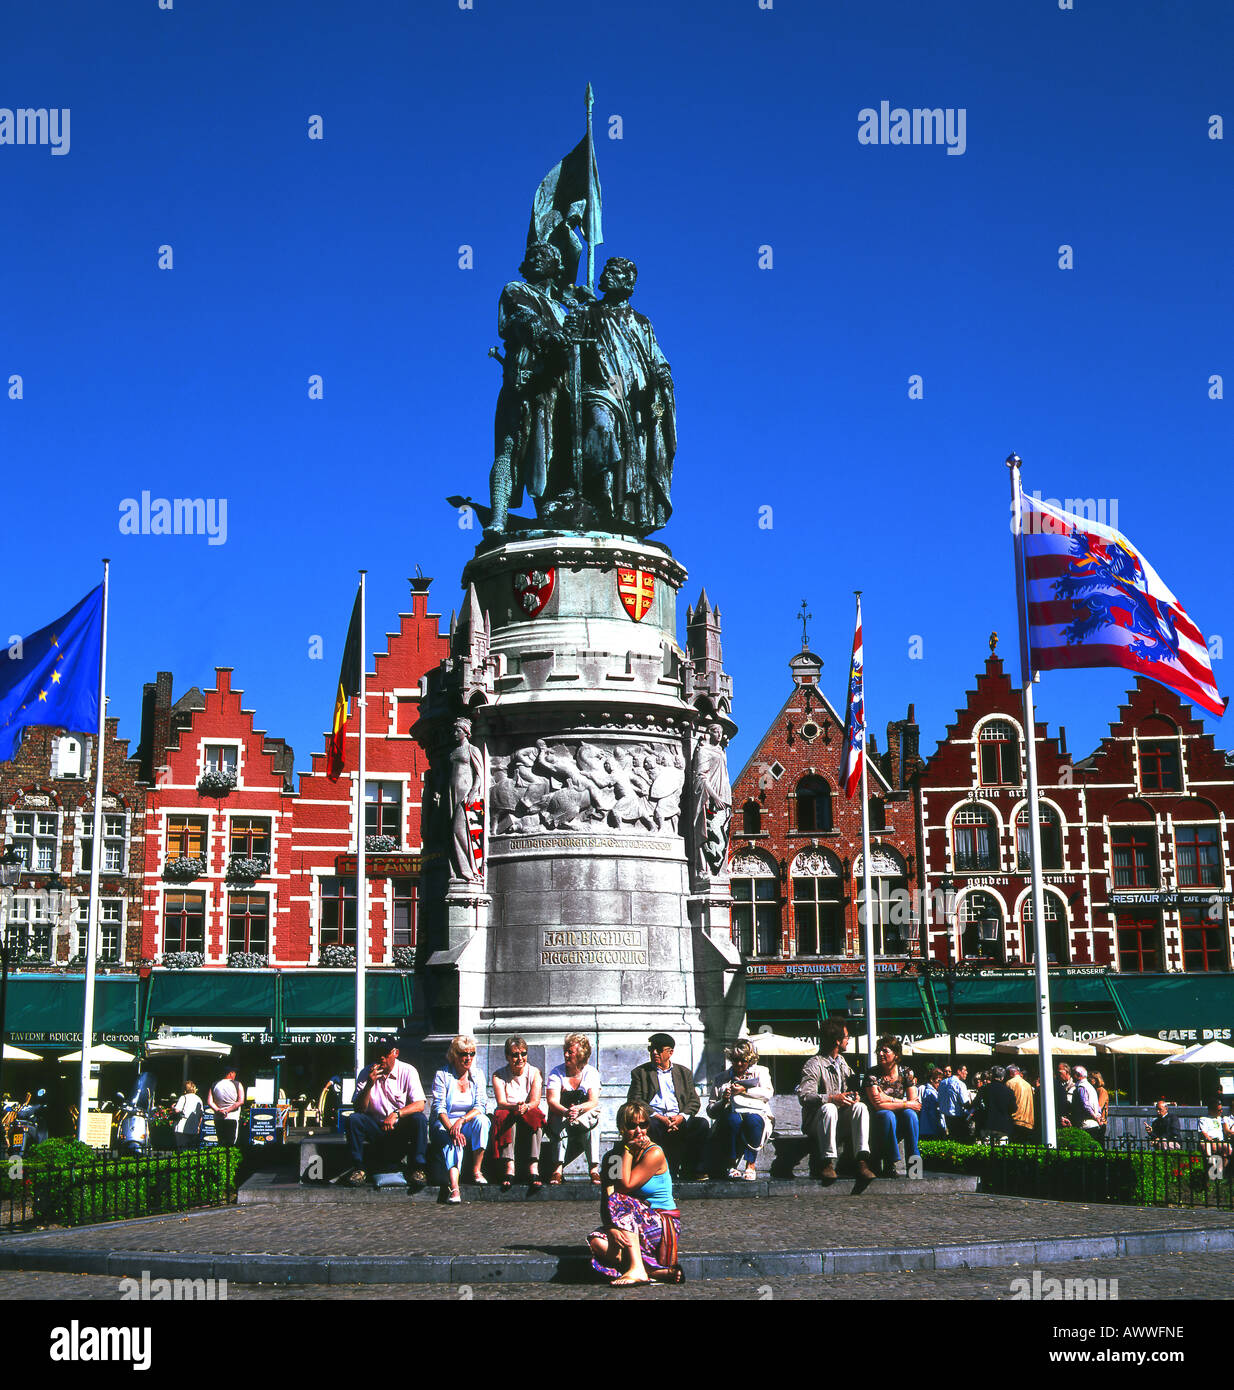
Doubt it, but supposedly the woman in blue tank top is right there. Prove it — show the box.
[588,1101,683,1286]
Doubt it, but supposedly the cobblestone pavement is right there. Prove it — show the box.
[0,1252,1229,1300]
[7,1193,1234,1259]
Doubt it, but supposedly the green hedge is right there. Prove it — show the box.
[919,1136,1232,1208]
[2,1147,242,1227]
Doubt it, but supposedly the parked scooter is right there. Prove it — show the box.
[113,1071,156,1156]
[2,1090,48,1154]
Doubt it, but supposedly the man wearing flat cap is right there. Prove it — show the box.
[626,1032,710,1180]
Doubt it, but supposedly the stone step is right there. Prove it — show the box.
[238,1170,978,1205]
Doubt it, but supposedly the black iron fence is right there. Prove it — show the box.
[978,1132,1234,1210]
[0,1146,241,1232]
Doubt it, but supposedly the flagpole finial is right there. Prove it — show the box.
[989,630,999,655]
[1006,453,1022,470]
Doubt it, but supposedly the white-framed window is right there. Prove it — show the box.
[80,813,127,875]
[75,897,124,962]
[204,744,238,775]
[11,811,59,872]
[978,720,1021,786]
[365,781,403,845]
[7,895,53,961]
[53,736,84,779]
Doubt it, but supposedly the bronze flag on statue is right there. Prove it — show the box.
[527,129,602,289]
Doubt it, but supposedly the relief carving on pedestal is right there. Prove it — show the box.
[489,738,684,836]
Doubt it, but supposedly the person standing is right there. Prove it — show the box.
[1070,1066,1103,1141]
[1005,1064,1036,1143]
[171,1081,203,1152]
[917,1067,947,1140]
[980,1066,1016,1140]
[938,1063,973,1141]
[208,1067,245,1147]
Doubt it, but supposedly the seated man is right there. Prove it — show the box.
[345,1037,429,1186]
[796,1018,874,1181]
[1145,1098,1182,1150]
[1198,1100,1232,1162]
[626,1033,710,1181]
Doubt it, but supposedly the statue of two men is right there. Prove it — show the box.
[487,249,675,535]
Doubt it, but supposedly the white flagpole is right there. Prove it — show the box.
[1008,455,1057,1147]
[77,560,109,1142]
[585,83,596,295]
[856,593,878,1069]
[354,572,368,1082]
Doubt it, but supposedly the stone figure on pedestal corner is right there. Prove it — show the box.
[569,256,676,535]
[446,718,486,884]
[487,243,573,534]
[689,722,731,881]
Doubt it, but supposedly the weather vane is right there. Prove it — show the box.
[798,599,811,651]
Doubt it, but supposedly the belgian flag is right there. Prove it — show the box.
[326,588,362,782]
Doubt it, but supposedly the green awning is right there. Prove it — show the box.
[1105,974,1234,1042]
[282,970,409,1025]
[744,977,931,1036]
[4,974,140,1045]
[147,969,278,1023]
[929,973,1124,1042]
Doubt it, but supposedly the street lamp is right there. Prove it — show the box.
[0,848,27,1108]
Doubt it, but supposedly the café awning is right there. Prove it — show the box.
[2,974,139,1046]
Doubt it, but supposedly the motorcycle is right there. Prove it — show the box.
[113,1071,156,1156]
[3,1090,49,1154]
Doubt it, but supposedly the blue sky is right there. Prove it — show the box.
[3,0,1230,776]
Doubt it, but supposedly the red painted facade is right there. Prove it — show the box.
[136,580,450,967]
[728,644,921,962]
[915,647,1234,976]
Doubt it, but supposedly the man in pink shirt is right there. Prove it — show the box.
[345,1037,429,1186]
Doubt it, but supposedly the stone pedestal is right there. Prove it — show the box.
[416,531,743,1091]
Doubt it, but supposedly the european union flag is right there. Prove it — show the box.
[0,586,104,763]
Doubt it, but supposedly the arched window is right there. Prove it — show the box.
[958,890,1002,960]
[1175,823,1222,887]
[1017,804,1063,871]
[791,849,843,955]
[741,800,762,836]
[1022,892,1067,964]
[1111,826,1158,888]
[979,720,1021,786]
[854,849,909,954]
[730,853,781,957]
[795,776,832,833]
[952,805,998,871]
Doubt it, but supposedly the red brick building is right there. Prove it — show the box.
[728,639,921,965]
[0,719,145,968]
[914,639,1095,968]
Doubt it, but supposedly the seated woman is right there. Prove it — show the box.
[711,1039,773,1180]
[545,1033,603,1185]
[862,1035,921,1178]
[430,1034,491,1204]
[589,1102,683,1286]
[490,1035,545,1191]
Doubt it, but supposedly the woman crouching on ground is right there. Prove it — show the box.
[589,1101,683,1286]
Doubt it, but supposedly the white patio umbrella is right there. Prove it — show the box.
[995,1034,1098,1057]
[1094,1034,1185,1105]
[2,1043,42,1062]
[1157,1040,1234,1066]
[1156,1039,1234,1104]
[742,1032,817,1057]
[909,1034,993,1057]
[60,1043,136,1064]
[1094,1034,1185,1057]
[144,1034,232,1059]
